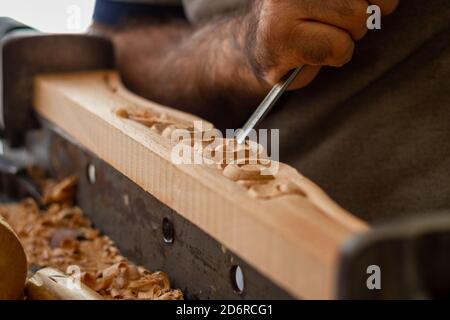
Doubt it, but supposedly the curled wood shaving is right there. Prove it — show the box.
[247,180,306,199]
[223,164,275,181]
[42,176,77,206]
[0,175,183,300]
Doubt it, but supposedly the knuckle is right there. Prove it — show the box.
[348,1,370,40]
[332,34,355,66]
[302,0,355,18]
[301,29,354,67]
[293,25,335,65]
[303,39,334,65]
[337,0,359,17]
[353,1,370,24]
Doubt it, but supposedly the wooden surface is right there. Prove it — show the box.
[0,218,27,299]
[33,71,369,299]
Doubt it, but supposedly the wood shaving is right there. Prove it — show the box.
[42,176,77,206]
[247,180,306,199]
[0,176,183,300]
[223,164,275,182]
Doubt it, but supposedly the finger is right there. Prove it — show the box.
[288,65,321,90]
[263,22,353,85]
[285,21,355,68]
[294,0,370,40]
[368,0,399,15]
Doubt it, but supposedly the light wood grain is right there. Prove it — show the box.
[0,218,27,300]
[33,71,369,299]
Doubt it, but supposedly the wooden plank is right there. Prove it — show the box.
[33,71,369,299]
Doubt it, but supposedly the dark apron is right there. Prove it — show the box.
[258,0,450,222]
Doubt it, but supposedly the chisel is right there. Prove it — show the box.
[235,65,304,144]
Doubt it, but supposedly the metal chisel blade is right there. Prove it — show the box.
[235,65,304,144]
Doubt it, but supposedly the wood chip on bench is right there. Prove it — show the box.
[0,174,183,300]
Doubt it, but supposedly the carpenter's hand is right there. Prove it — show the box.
[247,0,399,89]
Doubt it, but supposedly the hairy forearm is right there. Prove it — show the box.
[99,0,400,129]
[111,10,269,129]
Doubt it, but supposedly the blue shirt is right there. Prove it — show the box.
[93,0,246,25]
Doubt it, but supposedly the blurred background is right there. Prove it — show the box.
[0,0,95,33]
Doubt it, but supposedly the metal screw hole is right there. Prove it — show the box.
[87,163,96,184]
[162,217,175,244]
[230,265,245,294]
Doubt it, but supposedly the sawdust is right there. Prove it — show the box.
[0,175,183,300]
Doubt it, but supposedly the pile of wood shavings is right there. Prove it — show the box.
[0,174,183,300]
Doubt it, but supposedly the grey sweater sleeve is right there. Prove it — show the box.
[181,0,247,22]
